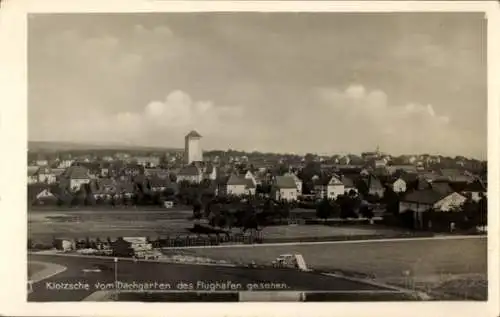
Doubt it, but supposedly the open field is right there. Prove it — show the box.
[28,263,45,278]
[173,237,488,299]
[28,209,404,242]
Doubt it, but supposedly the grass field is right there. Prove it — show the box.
[28,263,46,279]
[174,237,488,299]
[28,209,403,242]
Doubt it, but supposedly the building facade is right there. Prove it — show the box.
[185,130,203,164]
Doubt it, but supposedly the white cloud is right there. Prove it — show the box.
[309,84,483,157]
[41,90,246,147]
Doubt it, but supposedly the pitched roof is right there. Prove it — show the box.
[117,181,135,193]
[52,168,65,176]
[328,175,343,186]
[463,180,487,192]
[361,175,383,189]
[27,166,39,177]
[341,176,355,188]
[62,166,90,179]
[284,172,301,183]
[185,130,202,138]
[386,165,418,174]
[275,176,298,189]
[178,165,201,176]
[244,178,256,189]
[226,174,248,186]
[418,172,439,182]
[149,176,170,188]
[430,181,454,195]
[402,188,448,205]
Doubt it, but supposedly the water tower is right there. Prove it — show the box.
[184,130,203,164]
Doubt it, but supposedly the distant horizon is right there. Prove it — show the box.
[29,13,487,160]
[27,139,486,161]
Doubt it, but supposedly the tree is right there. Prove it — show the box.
[316,197,333,221]
[339,195,358,219]
[193,199,203,220]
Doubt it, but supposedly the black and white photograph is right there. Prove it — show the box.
[0,1,498,316]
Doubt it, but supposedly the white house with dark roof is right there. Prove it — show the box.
[61,166,91,192]
[176,165,203,183]
[185,130,203,164]
[218,174,256,196]
[314,175,345,200]
[273,176,299,201]
[400,188,467,229]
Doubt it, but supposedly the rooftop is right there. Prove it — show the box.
[275,176,298,189]
[185,130,202,138]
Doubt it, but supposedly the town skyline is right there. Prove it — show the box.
[29,12,487,159]
[27,140,486,162]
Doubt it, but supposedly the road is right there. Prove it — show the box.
[28,254,416,302]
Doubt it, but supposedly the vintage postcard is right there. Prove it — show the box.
[0,1,498,317]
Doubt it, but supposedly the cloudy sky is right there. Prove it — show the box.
[28,13,487,158]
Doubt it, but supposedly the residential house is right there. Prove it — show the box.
[61,166,91,192]
[273,176,299,201]
[462,180,487,202]
[399,189,467,229]
[218,174,256,196]
[27,184,58,205]
[386,165,418,175]
[417,171,440,183]
[176,165,203,183]
[53,238,75,252]
[314,175,345,200]
[135,156,161,168]
[358,175,385,198]
[73,162,101,179]
[429,180,454,196]
[99,163,111,177]
[111,237,153,258]
[373,159,388,168]
[360,168,371,177]
[119,164,144,178]
[57,160,74,169]
[203,164,218,181]
[144,168,170,179]
[27,166,39,184]
[90,179,118,201]
[35,166,57,184]
[149,176,171,193]
[338,155,351,165]
[243,170,257,187]
[391,177,407,193]
[117,180,136,199]
[439,169,474,183]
